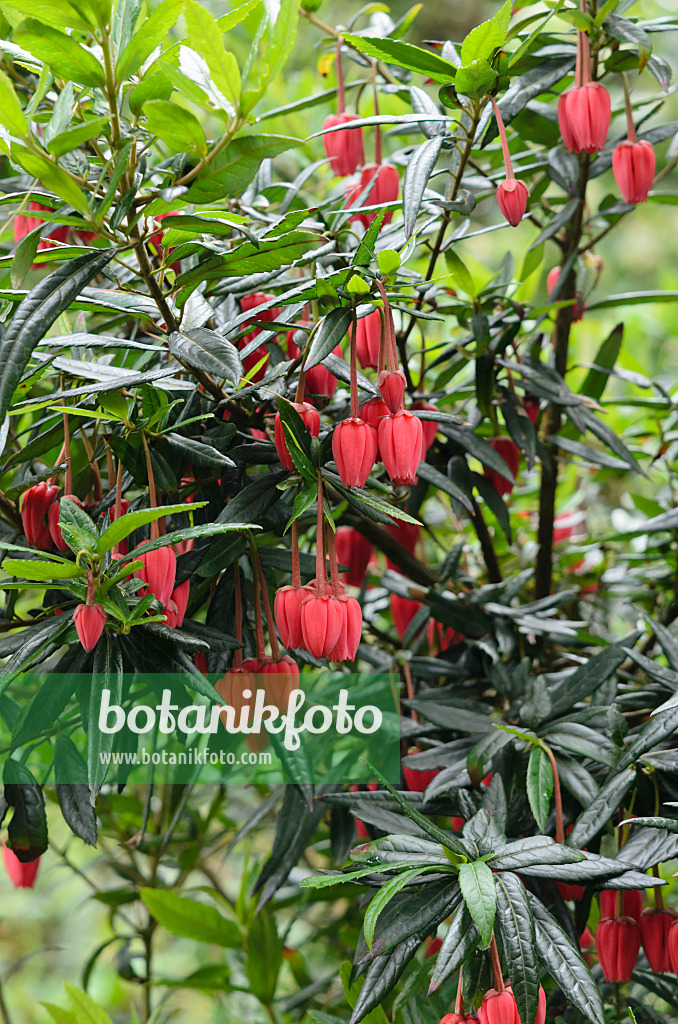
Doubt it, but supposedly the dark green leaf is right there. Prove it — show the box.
[459,861,496,948]
[494,872,539,1024]
[530,897,603,1024]
[3,758,48,860]
[306,308,351,370]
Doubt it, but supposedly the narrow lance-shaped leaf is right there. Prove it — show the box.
[459,860,496,948]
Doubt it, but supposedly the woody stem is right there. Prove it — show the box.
[376,280,398,371]
[78,428,103,502]
[489,936,504,991]
[653,865,664,910]
[62,399,72,494]
[251,545,266,660]
[292,520,301,588]
[112,458,124,557]
[326,525,342,598]
[489,97,514,180]
[294,367,307,404]
[336,37,346,114]
[622,72,637,142]
[350,305,359,418]
[402,660,418,725]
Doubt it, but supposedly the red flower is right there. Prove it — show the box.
[546,267,585,322]
[335,527,373,588]
[524,395,540,425]
[14,202,69,266]
[377,369,406,414]
[134,546,177,607]
[348,162,399,227]
[165,580,190,628]
[2,844,40,888]
[300,594,344,658]
[286,323,339,397]
[274,402,320,471]
[240,293,281,381]
[274,584,311,650]
[390,593,421,639]
[558,82,611,154]
[557,882,585,902]
[596,917,641,982]
[478,989,520,1024]
[328,594,362,662]
[599,889,643,922]
[262,655,300,708]
[48,494,84,551]
[387,521,420,555]
[74,603,106,652]
[496,179,529,227]
[323,112,364,176]
[612,139,655,205]
[352,309,381,369]
[484,438,519,497]
[403,758,439,793]
[412,399,438,456]
[379,410,422,485]
[21,482,59,550]
[427,619,462,653]
[360,397,390,457]
[332,418,378,488]
[639,908,676,974]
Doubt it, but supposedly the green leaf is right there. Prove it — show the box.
[244,906,283,1003]
[116,0,184,79]
[11,145,89,213]
[526,746,554,832]
[428,901,478,993]
[97,501,206,554]
[364,868,431,951]
[168,327,242,383]
[568,769,635,848]
[184,134,300,203]
[402,136,443,239]
[1,558,87,581]
[12,672,78,748]
[123,520,259,561]
[454,59,497,98]
[59,497,99,554]
[241,0,298,112]
[185,0,241,106]
[0,68,28,136]
[64,984,113,1024]
[341,34,456,84]
[529,898,603,1024]
[444,249,475,295]
[306,307,351,370]
[46,116,110,158]
[145,99,207,155]
[3,758,48,860]
[0,249,114,423]
[141,888,241,946]
[88,634,123,792]
[177,230,317,287]
[494,872,539,1024]
[459,861,496,948]
[604,14,651,72]
[460,19,505,65]
[580,323,623,402]
[55,736,97,846]
[14,21,105,87]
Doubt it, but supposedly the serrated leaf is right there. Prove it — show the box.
[14,21,105,87]
[529,898,603,1024]
[341,34,456,84]
[494,872,539,1024]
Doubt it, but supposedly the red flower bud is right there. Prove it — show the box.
[640,908,676,974]
[484,438,519,497]
[524,395,540,424]
[412,400,438,456]
[300,593,344,658]
[352,309,381,370]
[48,494,84,551]
[286,322,340,398]
[328,594,362,662]
[557,882,585,902]
[379,410,422,485]
[165,579,190,629]
[377,369,406,414]
[335,527,373,588]
[21,482,59,550]
[275,583,312,651]
[612,139,655,205]
[600,889,643,922]
[427,619,462,652]
[390,593,421,639]
[558,82,611,154]
[332,418,378,488]
[74,603,106,652]
[403,758,439,793]
[323,113,365,176]
[478,989,520,1024]
[274,402,320,470]
[2,844,40,888]
[496,179,529,227]
[348,162,399,227]
[134,546,177,607]
[360,397,390,458]
[546,267,585,322]
[596,917,641,982]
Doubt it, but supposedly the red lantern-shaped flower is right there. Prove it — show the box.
[412,400,438,456]
[300,593,344,659]
[14,202,69,265]
[484,438,519,497]
[323,113,365,176]
[332,418,378,488]
[496,179,529,227]
[262,655,300,709]
[274,583,312,651]
[21,481,59,550]
[286,323,340,398]
[612,139,655,205]
[639,908,676,974]
[390,593,421,640]
[2,844,40,888]
[360,397,390,457]
[335,527,373,588]
[377,369,406,414]
[379,410,422,485]
[596,917,641,982]
[328,594,362,662]
[48,494,84,551]
[165,579,190,629]
[403,757,439,793]
[348,163,399,227]
[74,603,106,652]
[478,989,520,1024]
[352,309,381,370]
[558,82,611,154]
[134,546,177,607]
[274,402,321,471]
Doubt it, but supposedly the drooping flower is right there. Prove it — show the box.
[379,410,422,485]
[596,917,641,982]
[558,81,611,154]
[613,139,655,205]
[332,418,378,488]
[484,438,520,497]
[275,584,312,651]
[165,579,190,629]
[2,844,40,888]
[134,546,177,607]
[323,112,365,176]
[300,593,344,658]
[328,594,362,662]
[335,527,373,588]
[639,908,676,974]
[496,179,529,227]
[347,162,399,228]
[377,369,406,414]
[352,309,381,370]
[21,482,59,550]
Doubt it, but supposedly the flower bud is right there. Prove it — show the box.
[21,482,59,550]
[348,162,399,227]
[134,546,177,607]
[558,82,611,154]
[48,494,84,551]
[484,438,519,497]
[323,113,365,176]
[379,410,422,485]
[352,309,381,369]
[335,527,373,588]
[596,917,641,982]
[390,593,421,640]
[74,603,106,652]
[496,179,529,227]
[300,593,344,658]
[165,580,190,629]
[640,908,676,974]
[332,418,378,488]
[600,889,643,922]
[377,369,406,414]
[274,402,320,471]
[612,139,655,205]
[2,844,40,888]
[328,594,362,662]
[286,323,340,398]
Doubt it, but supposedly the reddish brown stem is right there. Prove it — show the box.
[291,520,301,588]
[402,660,418,725]
[454,971,464,1016]
[490,97,515,180]
[373,70,382,165]
[233,560,243,668]
[336,37,346,114]
[489,936,504,992]
[315,471,325,597]
[294,367,307,404]
[542,743,564,844]
[79,428,103,503]
[349,308,359,419]
[86,569,96,606]
[376,280,398,372]
[256,554,281,660]
[141,432,160,540]
[251,549,267,660]
[326,525,342,598]
[62,400,72,494]
[653,866,664,910]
